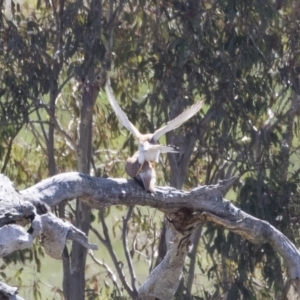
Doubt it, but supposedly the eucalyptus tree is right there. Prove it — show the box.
[108,0,300,298]
[1,0,300,299]
[0,0,115,298]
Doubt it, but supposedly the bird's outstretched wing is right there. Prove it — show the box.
[105,81,141,138]
[152,100,205,142]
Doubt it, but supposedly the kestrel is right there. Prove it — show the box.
[125,151,156,193]
[105,80,204,167]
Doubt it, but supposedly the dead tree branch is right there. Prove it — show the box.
[2,172,300,299]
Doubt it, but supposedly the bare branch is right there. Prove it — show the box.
[186,225,203,296]
[0,281,24,300]
[33,98,77,151]
[137,213,195,300]
[20,172,300,283]
[20,172,237,212]
[98,210,136,298]
[122,206,137,294]
[35,107,49,145]
[200,212,300,280]
[90,225,107,245]
[88,250,122,296]
[91,222,138,297]
[0,125,22,173]
[28,122,48,156]
[0,220,41,257]
[67,225,98,250]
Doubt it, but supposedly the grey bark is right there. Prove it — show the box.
[0,282,24,300]
[19,172,300,299]
[0,174,36,227]
[2,171,300,299]
[69,2,103,296]
[0,174,96,298]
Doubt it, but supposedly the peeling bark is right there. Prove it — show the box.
[0,282,24,300]
[2,172,300,299]
[19,172,300,298]
[0,174,97,298]
[137,220,192,299]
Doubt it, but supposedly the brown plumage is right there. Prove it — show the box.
[125,152,156,193]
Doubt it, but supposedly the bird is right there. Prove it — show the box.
[105,80,205,169]
[125,151,156,193]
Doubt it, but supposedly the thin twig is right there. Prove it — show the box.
[248,34,268,64]
[57,74,74,94]
[29,123,48,156]
[37,99,77,151]
[122,206,137,294]
[90,224,107,246]
[98,210,136,299]
[1,125,22,173]
[186,225,202,296]
[88,250,122,296]
[267,97,300,133]
[35,107,49,144]
[149,222,157,273]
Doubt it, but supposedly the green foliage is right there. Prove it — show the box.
[1,0,300,299]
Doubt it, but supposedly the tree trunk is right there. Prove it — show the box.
[68,76,99,300]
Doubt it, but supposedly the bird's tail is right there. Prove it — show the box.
[158,145,179,153]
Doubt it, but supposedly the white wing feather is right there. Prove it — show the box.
[152,100,205,142]
[105,81,141,138]
[146,144,178,153]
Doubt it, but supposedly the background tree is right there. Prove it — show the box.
[1,0,300,299]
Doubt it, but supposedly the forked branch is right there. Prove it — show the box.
[2,172,300,299]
